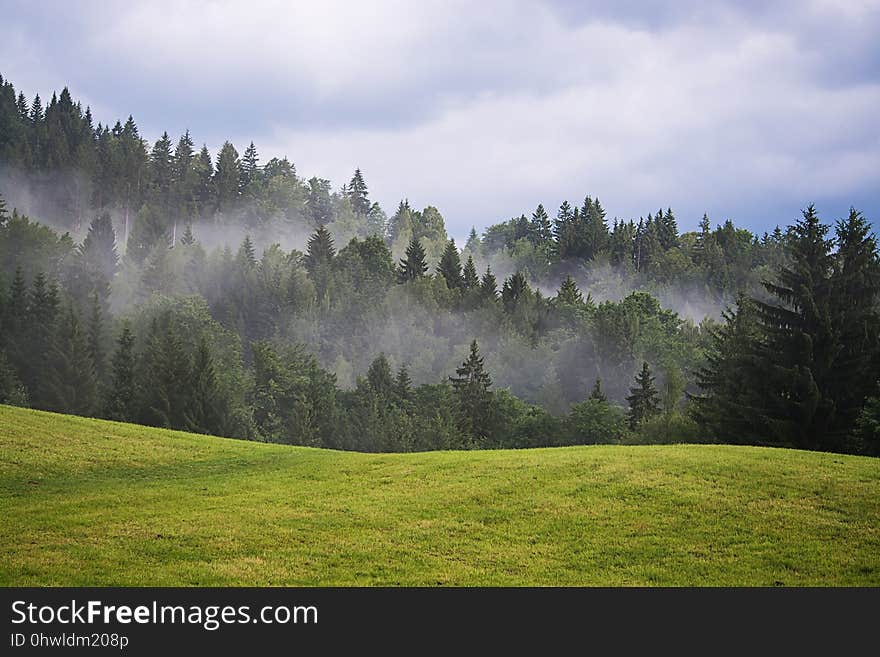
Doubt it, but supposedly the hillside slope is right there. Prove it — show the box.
[1,405,879,586]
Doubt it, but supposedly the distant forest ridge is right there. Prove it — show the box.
[0,72,878,455]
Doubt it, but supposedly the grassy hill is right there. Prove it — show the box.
[1,405,879,586]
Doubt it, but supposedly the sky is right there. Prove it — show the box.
[2,0,879,240]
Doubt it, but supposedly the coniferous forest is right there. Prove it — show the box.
[1,73,878,455]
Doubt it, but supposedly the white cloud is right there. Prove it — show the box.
[2,0,878,232]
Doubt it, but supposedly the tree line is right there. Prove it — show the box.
[0,73,878,454]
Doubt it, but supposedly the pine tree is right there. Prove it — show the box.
[307,177,333,228]
[394,364,412,402]
[105,321,136,421]
[828,208,880,447]
[87,292,105,383]
[138,316,192,429]
[172,130,196,220]
[347,168,370,215]
[304,225,335,296]
[589,377,607,402]
[480,265,498,300]
[437,239,463,289]
[180,224,196,246]
[80,211,118,281]
[501,271,529,312]
[626,362,659,429]
[450,340,494,440]
[752,204,836,449]
[238,235,257,269]
[397,237,428,282]
[304,225,336,274]
[465,227,481,253]
[185,336,223,435]
[555,275,583,305]
[149,131,174,211]
[367,353,394,397]
[194,144,214,215]
[530,204,552,243]
[462,255,479,290]
[47,305,97,416]
[214,141,241,211]
[240,141,260,190]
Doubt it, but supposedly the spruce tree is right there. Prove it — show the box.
[530,204,552,243]
[180,224,196,246]
[828,208,880,447]
[149,132,174,211]
[347,168,370,215]
[304,225,335,296]
[437,239,463,289]
[80,211,118,281]
[87,292,105,383]
[450,340,494,441]
[480,265,498,300]
[752,204,836,449]
[240,141,260,190]
[214,141,241,211]
[47,306,97,416]
[462,255,479,290]
[626,361,659,429]
[394,364,412,402]
[555,275,583,305]
[397,237,428,282]
[105,321,136,421]
[501,271,529,313]
[185,336,223,435]
[589,377,607,402]
[367,353,394,397]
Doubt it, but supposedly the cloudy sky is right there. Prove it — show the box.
[2,0,878,238]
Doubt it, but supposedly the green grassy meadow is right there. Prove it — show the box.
[1,404,879,586]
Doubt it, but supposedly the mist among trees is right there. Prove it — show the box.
[1,73,878,455]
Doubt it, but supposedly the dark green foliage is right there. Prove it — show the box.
[462,255,479,290]
[347,168,370,216]
[479,265,498,300]
[185,337,225,435]
[304,225,335,296]
[80,211,118,281]
[215,141,241,211]
[555,275,583,305]
[626,361,660,429]
[366,353,394,397]
[105,321,136,421]
[46,305,97,416]
[589,377,606,402]
[450,340,495,440]
[437,239,463,289]
[397,237,428,282]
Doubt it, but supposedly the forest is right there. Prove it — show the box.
[1,73,878,455]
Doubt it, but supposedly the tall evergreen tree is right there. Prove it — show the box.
[80,211,118,281]
[752,205,836,450]
[589,377,607,403]
[185,336,223,435]
[479,265,498,300]
[555,275,583,305]
[828,208,880,447]
[240,141,260,190]
[626,361,659,429]
[437,239,463,289]
[46,305,97,416]
[214,141,241,211]
[462,255,479,290]
[347,168,370,215]
[367,353,394,397]
[450,340,494,440]
[394,364,412,402]
[397,237,428,282]
[105,321,136,421]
